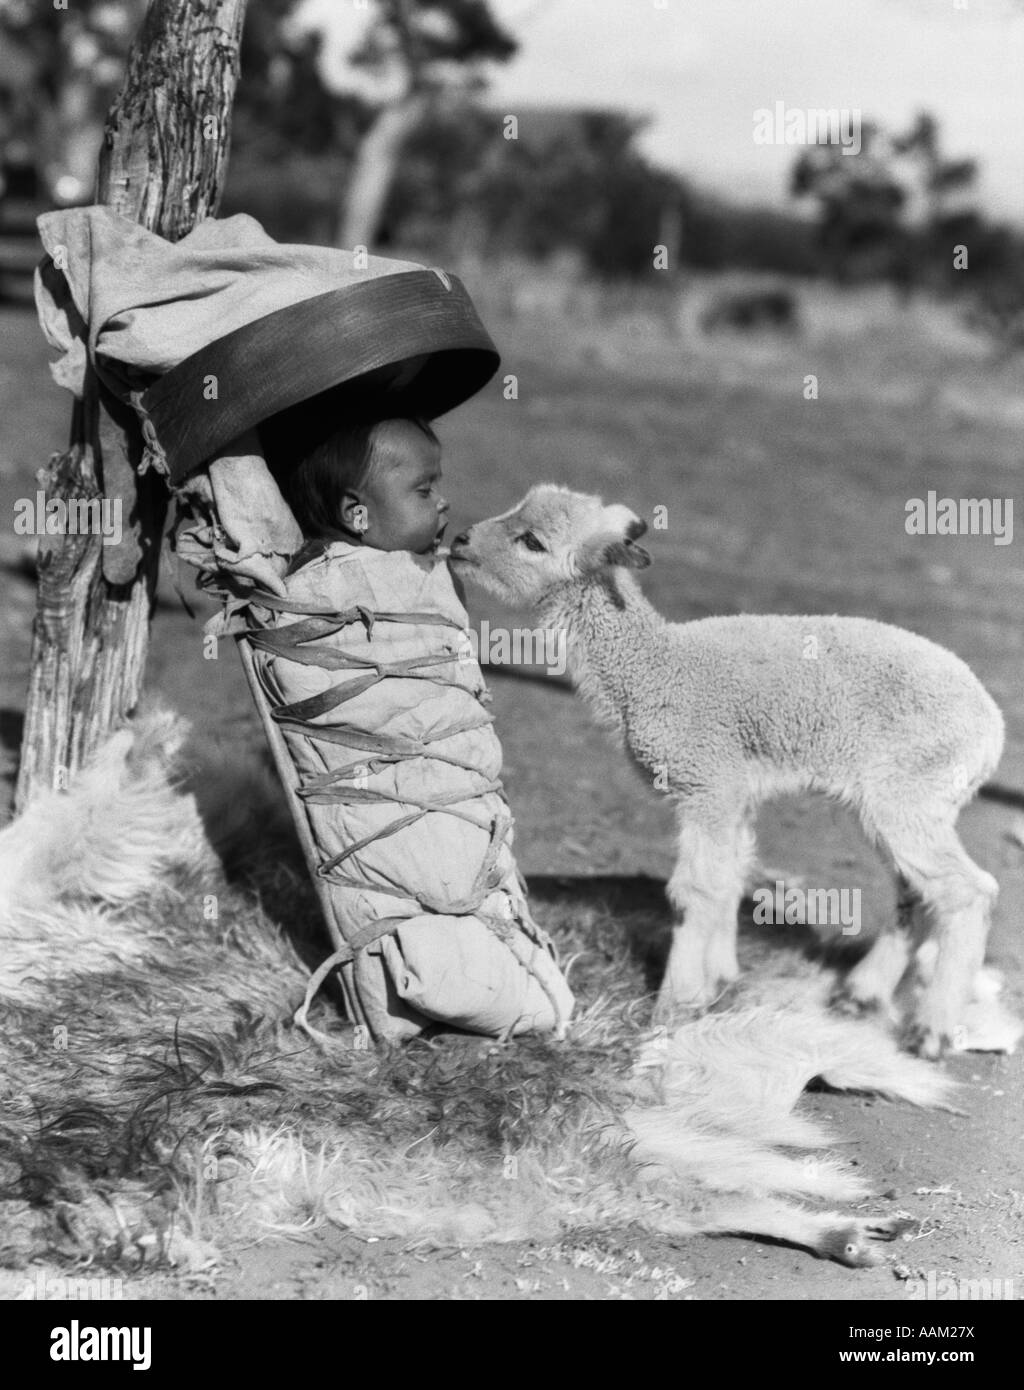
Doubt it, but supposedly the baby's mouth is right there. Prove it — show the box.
[430,524,447,555]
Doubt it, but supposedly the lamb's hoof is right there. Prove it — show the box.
[904,999,963,1059]
[903,1023,950,1060]
[821,1217,915,1268]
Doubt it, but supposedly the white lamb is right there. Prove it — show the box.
[450,485,1006,1058]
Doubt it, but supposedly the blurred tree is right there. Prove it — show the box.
[791,120,908,287]
[892,111,978,229]
[223,3,367,243]
[338,0,517,248]
[685,196,818,276]
[0,0,144,202]
[0,0,348,220]
[233,2,353,160]
[791,111,979,296]
[384,103,692,279]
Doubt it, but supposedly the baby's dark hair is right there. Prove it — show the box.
[259,410,438,543]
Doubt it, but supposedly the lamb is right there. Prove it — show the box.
[449,484,1006,1058]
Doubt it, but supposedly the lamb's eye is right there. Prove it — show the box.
[517,531,546,553]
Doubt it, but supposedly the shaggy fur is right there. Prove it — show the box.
[451,485,1010,1058]
[0,709,960,1277]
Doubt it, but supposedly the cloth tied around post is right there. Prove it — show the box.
[33,205,499,591]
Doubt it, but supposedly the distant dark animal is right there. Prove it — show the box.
[701,288,798,335]
[964,290,1024,356]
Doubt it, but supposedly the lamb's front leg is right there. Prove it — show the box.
[656,810,756,1019]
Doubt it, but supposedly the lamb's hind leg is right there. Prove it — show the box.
[833,875,917,1016]
[657,810,756,1018]
[888,820,997,1058]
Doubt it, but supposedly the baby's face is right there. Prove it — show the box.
[361,422,449,555]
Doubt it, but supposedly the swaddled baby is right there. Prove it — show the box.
[249,414,573,1041]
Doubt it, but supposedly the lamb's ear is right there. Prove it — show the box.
[575,532,652,574]
[601,508,651,568]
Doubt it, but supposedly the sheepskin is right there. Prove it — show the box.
[0,708,962,1276]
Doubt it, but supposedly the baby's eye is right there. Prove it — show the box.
[516,531,546,553]
[416,485,434,497]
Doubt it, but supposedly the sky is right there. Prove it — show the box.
[297,0,1024,223]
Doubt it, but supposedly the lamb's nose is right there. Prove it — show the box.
[452,530,470,549]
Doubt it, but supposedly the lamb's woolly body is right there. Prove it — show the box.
[454,484,1012,1057]
[0,708,959,1272]
[554,585,1003,814]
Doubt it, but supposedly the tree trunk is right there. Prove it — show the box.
[15,0,247,811]
[337,92,430,249]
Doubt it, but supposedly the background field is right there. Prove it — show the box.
[1,273,1022,1299]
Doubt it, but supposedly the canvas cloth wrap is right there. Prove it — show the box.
[33,205,572,1041]
[243,543,574,1041]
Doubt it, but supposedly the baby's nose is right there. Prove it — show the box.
[437,497,450,515]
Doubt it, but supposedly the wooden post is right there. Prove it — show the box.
[15,0,248,810]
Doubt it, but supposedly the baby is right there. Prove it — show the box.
[248,412,573,1042]
[280,416,451,568]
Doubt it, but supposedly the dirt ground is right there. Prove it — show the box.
[1,283,1022,1300]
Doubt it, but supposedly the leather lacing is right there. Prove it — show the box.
[241,588,569,1041]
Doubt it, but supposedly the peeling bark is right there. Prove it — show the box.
[16,0,248,810]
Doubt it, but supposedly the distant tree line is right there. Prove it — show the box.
[223,46,1023,317]
[2,0,1022,339]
